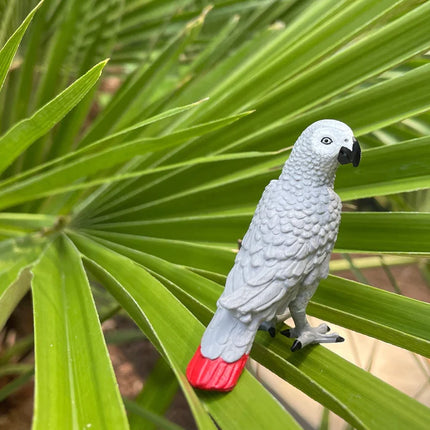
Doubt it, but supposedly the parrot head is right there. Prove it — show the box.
[307,119,361,168]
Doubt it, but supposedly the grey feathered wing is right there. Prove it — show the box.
[202,181,339,362]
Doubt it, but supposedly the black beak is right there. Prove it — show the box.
[338,137,361,167]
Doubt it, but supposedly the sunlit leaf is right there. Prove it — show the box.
[0,1,42,92]
[75,231,430,429]
[71,231,301,430]
[0,234,46,330]
[0,60,107,174]
[337,212,430,255]
[31,235,128,429]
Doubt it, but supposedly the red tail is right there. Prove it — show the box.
[186,346,248,391]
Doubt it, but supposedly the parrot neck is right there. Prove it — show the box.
[279,147,338,188]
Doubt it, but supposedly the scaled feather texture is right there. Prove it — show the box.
[186,119,361,391]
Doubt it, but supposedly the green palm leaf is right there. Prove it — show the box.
[31,235,128,429]
[0,1,41,92]
[72,231,299,430]
[0,60,107,174]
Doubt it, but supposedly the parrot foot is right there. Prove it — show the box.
[281,323,344,351]
[258,321,276,338]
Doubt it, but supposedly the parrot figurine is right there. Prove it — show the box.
[186,119,361,392]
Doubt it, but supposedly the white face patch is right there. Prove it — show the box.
[309,121,355,160]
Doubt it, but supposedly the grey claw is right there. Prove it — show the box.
[280,329,291,338]
[336,336,345,343]
[291,340,302,352]
[268,327,276,338]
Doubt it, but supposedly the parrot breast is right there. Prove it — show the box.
[220,176,341,324]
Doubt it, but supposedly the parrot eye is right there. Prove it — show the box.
[321,137,333,145]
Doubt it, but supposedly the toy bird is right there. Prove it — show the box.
[186,119,361,391]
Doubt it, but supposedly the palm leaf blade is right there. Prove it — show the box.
[71,231,301,430]
[31,235,128,429]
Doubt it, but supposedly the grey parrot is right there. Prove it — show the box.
[186,119,361,391]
